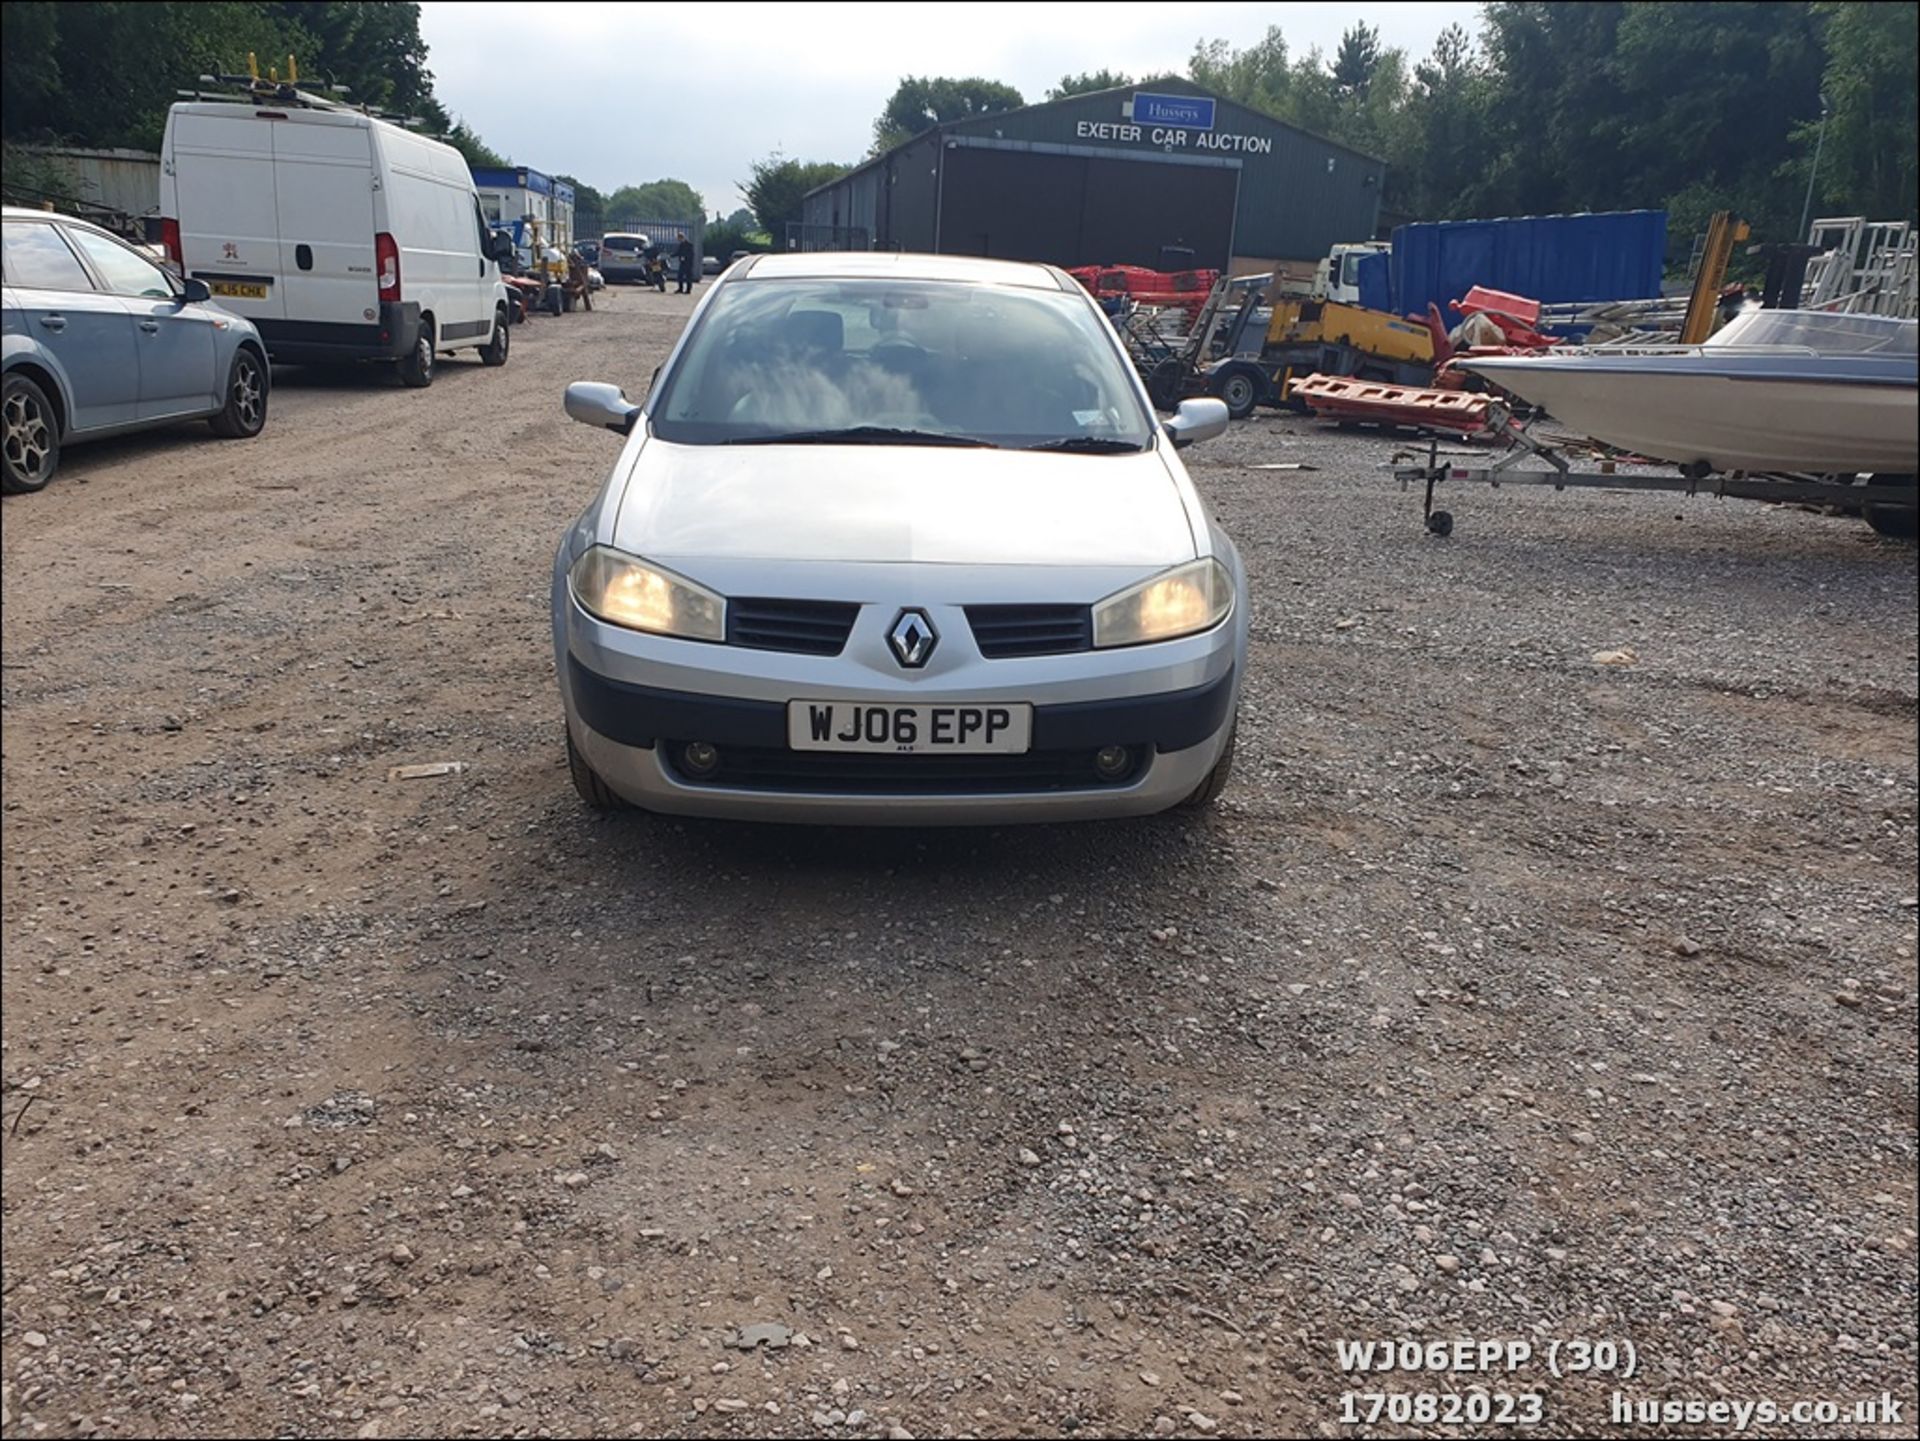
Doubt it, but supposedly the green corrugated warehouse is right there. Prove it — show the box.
[801,78,1385,273]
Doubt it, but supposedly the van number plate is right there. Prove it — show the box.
[209,280,268,300]
[787,701,1032,754]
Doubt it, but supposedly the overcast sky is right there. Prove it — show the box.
[419,1,1478,215]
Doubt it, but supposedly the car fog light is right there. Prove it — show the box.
[1093,745,1133,780]
[682,741,720,777]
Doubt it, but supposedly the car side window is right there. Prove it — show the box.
[63,227,176,300]
[1,221,97,293]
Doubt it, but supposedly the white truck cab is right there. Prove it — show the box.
[161,97,512,385]
[1318,241,1391,306]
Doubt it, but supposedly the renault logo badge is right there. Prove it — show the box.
[887,608,938,668]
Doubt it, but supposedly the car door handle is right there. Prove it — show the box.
[38,315,67,332]
[139,321,160,333]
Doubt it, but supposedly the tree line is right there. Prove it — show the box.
[1,1,502,166]
[756,0,1915,250]
[0,2,727,244]
[6,1,1911,251]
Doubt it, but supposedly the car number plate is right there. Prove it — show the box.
[788,701,1032,755]
[209,280,268,300]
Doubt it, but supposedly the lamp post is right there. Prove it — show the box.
[1797,91,1830,243]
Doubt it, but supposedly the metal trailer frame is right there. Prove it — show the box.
[1394,419,1919,537]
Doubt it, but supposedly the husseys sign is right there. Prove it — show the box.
[1074,91,1276,155]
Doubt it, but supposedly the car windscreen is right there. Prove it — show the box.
[601,236,643,253]
[648,277,1156,449]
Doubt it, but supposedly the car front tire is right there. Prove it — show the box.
[1179,716,1237,810]
[480,308,510,367]
[209,347,268,438]
[2,373,60,494]
[566,727,627,811]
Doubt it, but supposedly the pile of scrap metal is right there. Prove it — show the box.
[1109,272,1273,409]
[1285,214,1757,437]
[1800,217,1917,317]
[1221,287,1540,438]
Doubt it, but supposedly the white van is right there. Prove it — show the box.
[160,99,512,385]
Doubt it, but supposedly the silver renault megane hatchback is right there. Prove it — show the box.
[552,251,1243,824]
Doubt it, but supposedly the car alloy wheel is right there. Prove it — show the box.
[4,384,54,487]
[232,355,264,431]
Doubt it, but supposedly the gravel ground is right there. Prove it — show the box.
[3,289,1916,1440]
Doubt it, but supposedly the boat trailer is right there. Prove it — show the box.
[1395,421,1919,538]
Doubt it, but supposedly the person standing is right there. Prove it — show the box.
[674,235,695,294]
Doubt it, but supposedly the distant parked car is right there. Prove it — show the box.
[576,240,600,266]
[701,252,723,276]
[597,233,652,285]
[3,205,270,494]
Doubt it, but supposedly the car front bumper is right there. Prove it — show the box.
[555,573,1243,826]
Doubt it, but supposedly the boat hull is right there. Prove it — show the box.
[1461,359,1919,475]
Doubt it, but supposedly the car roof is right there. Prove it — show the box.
[2,205,119,239]
[740,250,1072,291]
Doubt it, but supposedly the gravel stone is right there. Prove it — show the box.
[1,292,1912,1441]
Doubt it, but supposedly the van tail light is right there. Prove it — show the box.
[161,218,183,270]
[375,232,401,302]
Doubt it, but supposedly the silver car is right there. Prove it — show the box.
[552,251,1242,825]
[3,205,269,494]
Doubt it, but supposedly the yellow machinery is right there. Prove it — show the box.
[1204,297,1438,418]
[1265,298,1436,367]
[1680,210,1751,344]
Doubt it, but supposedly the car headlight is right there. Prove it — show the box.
[569,546,725,641]
[1092,558,1234,648]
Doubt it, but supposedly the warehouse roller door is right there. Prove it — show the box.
[936,144,1239,271]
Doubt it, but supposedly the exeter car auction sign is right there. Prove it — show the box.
[1076,92,1276,155]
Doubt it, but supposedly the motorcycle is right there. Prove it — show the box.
[641,249,668,292]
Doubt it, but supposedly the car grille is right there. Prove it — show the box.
[727,598,860,656]
[965,604,1093,658]
[662,744,1142,795]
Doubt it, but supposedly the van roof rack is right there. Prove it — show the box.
[179,53,424,128]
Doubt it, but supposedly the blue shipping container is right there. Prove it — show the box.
[1387,210,1666,321]
[1355,250,1393,312]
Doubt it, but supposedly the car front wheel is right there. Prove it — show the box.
[1179,717,1237,810]
[2,373,60,494]
[480,308,509,367]
[209,348,268,438]
[566,727,627,811]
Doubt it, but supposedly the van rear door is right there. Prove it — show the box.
[271,114,377,327]
[166,105,286,321]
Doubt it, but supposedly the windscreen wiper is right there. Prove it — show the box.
[726,426,996,448]
[1021,436,1146,453]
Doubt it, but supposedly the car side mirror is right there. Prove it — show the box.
[565,381,641,436]
[181,276,211,304]
[1164,397,1230,449]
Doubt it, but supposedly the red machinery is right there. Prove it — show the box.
[1068,264,1222,317]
